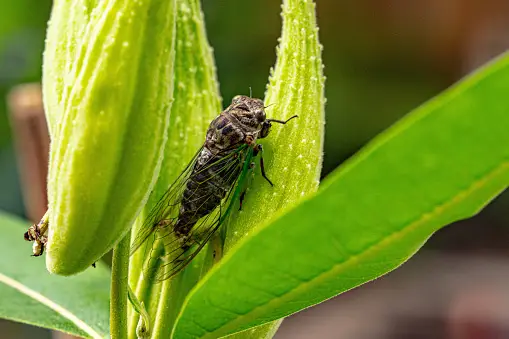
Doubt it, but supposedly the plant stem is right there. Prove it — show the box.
[110,232,131,339]
[151,251,205,338]
[128,242,164,338]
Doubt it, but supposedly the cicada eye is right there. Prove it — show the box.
[256,109,266,123]
[260,121,271,138]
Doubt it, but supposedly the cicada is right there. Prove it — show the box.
[130,95,297,281]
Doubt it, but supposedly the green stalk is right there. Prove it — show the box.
[150,262,202,339]
[110,232,131,339]
[128,242,164,338]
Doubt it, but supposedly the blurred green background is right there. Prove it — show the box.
[0,0,50,217]
[1,0,509,338]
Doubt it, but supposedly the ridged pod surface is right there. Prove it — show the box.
[43,0,177,275]
[225,0,325,249]
[127,0,222,337]
[218,0,325,337]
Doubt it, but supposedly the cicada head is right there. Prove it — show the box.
[229,95,266,130]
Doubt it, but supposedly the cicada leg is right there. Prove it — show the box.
[239,161,257,211]
[172,233,200,265]
[239,191,246,211]
[253,144,273,187]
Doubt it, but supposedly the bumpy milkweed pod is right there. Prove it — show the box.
[42,0,177,275]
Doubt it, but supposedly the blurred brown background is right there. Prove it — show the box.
[1,0,508,338]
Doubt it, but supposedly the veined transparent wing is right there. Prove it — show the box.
[129,146,204,256]
[131,144,254,281]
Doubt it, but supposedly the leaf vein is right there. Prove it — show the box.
[0,273,103,339]
[202,159,509,338]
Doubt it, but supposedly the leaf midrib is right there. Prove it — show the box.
[197,159,509,338]
[0,273,103,339]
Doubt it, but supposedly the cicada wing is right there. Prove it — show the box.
[129,146,204,256]
[154,208,222,281]
[149,145,254,281]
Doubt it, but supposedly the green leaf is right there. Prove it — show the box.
[172,50,509,338]
[222,321,282,339]
[0,212,110,338]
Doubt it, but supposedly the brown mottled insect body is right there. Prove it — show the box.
[174,96,267,240]
[131,95,297,280]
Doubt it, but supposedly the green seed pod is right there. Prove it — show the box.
[44,0,177,275]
